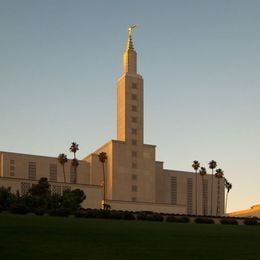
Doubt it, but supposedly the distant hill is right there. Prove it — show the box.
[229,205,260,218]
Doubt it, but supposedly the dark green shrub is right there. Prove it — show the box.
[74,209,86,218]
[194,217,215,224]
[0,187,16,210]
[108,211,124,219]
[122,211,135,220]
[61,189,86,211]
[244,218,259,225]
[10,203,30,215]
[34,208,45,216]
[166,216,190,223]
[108,211,135,220]
[49,208,71,217]
[137,212,163,222]
[220,218,238,225]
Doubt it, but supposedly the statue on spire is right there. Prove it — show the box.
[128,25,136,38]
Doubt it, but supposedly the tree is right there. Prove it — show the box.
[61,189,86,210]
[58,153,68,183]
[98,152,108,209]
[215,168,224,216]
[70,142,79,159]
[29,177,50,197]
[70,142,79,183]
[224,178,232,214]
[71,158,79,183]
[208,160,217,216]
[0,187,16,210]
[26,177,52,210]
[199,167,207,216]
[192,160,200,215]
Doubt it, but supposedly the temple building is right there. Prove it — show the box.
[0,28,224,215]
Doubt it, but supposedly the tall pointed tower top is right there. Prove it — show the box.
[126,25,136,50]
[123,25,137,74]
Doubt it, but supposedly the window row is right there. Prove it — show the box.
[26,162,78,184]
[21,182,71,196]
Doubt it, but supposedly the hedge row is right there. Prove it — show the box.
[166,216,190,223]
[1,207,259,225]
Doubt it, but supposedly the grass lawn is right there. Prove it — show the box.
[0,214,259,260]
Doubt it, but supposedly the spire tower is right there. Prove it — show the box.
[117,26,144,144]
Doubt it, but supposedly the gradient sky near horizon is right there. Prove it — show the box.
[1,0,259,212]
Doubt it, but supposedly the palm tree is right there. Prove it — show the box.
[199,167,207,216]
[70,142,79,159]
[215,168,224,216]
[70,142,79,183]
[58,153,68,183]
[192,160,200,215]
[208,160,217,216]
[98,152,108,209]
[224,178,232,214]
[71,158,79,183]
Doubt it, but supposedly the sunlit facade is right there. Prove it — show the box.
[0,29,224,215]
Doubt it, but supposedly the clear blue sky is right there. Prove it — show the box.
[1,0,259,212]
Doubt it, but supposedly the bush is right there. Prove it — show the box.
[137,212,163,222]
[49,208,71,217]
[122,211,136,220]
[0,187,16,210]
[74,209,87,218]
[244,218,259,226]
[166,216,190,223]
[73,209,136,220]
[61,189,86,211]
[10,203,30,215]
[194,217,215,224]
[34,208,45,216]
[220,218,238,225]
[109,211,135,220]
[76,209,106,219]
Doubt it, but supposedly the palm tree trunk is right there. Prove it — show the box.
[216,179,220,216]
[195,171,197,215]
[211,169,213,216]
[225,191,229,214]
[102,162,106,205]
[63,165,66,183]
[202,176,205,216]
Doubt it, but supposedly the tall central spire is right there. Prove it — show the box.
[123,25,137,74]
[117,26,144,144]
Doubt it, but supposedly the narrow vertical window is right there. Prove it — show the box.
[131,117,137,123]
[187,178,193,215]
[132,83,137,89]
[132,151,137,157]
[10,159,15,177]
[131,105,137,112]
[132,174,137,180]
[132,185,138,192]
[49,164,57,182]
[132,162,137,169]
[28,162,36,180]
[131,94,137,100]
[70,165,77,184]
[132,140,137,145]
[132,128,137,135]
[171,176,177,205]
